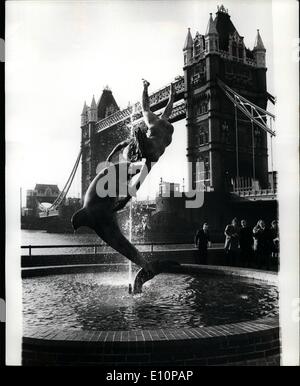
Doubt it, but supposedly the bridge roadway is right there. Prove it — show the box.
[231,189,277,201]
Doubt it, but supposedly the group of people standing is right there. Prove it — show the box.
[194,218,279,270]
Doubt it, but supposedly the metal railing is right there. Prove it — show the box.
[39,210,59,218]
[21,242,200,257]
[232,188,277,197]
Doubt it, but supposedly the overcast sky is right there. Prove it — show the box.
[6,0,276,202]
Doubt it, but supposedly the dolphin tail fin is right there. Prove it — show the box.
[133,260,181,294]
[71,208,88,230]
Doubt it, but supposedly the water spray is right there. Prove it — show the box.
[128,103,135,294]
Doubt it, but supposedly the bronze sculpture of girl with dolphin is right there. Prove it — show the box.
[71,79,179,293]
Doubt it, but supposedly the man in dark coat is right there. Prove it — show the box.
[239,219,253,267]
[269,220,279,269]
[194,223,211,264]
[253,219,270,269]
[224,218,239,266]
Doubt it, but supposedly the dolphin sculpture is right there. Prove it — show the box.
[72,80,180,293]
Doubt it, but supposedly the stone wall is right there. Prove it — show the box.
[23,317,280,366]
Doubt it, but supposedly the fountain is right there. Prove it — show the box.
[127,104,136,293]
[22,263,280,366]
[21,82,280,366]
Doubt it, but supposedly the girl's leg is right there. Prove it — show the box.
[142,79,158,127]
[161,83,175,120]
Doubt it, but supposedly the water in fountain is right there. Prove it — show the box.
[23,272,279,330]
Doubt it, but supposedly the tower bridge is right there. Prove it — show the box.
[80,5,275,198]
[37,5,277,220]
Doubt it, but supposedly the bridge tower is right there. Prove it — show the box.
[183,5,268,192]
[80,87,119,199]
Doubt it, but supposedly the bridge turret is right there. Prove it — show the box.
[184,5,269,192]
[80,101,88,127]
[253,29,266,68]
[183,28,193,66]
[205,13,219,54]
[97,87,119,120]
[88,95,97,123]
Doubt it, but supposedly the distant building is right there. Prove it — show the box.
[158,180,181,197]
[26,184,60,215]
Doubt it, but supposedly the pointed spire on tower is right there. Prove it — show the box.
[88,95,97,123]
[253,29,266,68]
[205,13,218,35]
[183,28,194,66]
[91,95,97,109]
[205,13,219,54]
[81,101,88,115]
[183,28,193,50]
[254,29,265,50]
[80,101,88,127]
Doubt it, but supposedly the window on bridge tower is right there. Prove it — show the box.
[204,157,210,180]
[197,128,209,146]
[194,41,201,57]
[254,127,262,145]
[105,104,116,117]
[195,155,210,188]
[232,43,237,58]
[83,127,89,139]
[199,133,205,145]
[195,102,208,116]
[238,46,244,59]
[201,103,208,114]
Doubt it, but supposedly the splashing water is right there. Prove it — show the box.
[127,103,136,287]
[128,201,133,286]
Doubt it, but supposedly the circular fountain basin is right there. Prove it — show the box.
[22,264,280,366]
[23,271,278,330]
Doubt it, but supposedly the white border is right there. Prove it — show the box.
[273,0,299,366]
[5,0,300,366]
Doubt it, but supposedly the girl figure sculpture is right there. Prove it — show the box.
[72,79,178,292]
